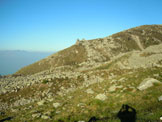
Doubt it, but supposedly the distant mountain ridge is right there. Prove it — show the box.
[15,25,162,75]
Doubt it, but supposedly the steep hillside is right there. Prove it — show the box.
[1,25,162,122]
[15,45,87,75]
[15,25,162,75]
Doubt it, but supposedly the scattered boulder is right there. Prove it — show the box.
[41,115,50,119]
[109,85,123,92]
[53,103,60,108]
[32,113,41,118]
[160,116,162,121]
[109,85,117,92]
[137,78,161,90]
[47,98,54,102]
[37,100,46,106]
[95,93,107,101]
[118,77,126,82]
[158,96,162,101]
[86,88,94,94]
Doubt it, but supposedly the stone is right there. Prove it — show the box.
[109,85,117,92]
[53,103,60,108]
[47,98,54,102]
[37,100,45,106]
[41,115,50,119]
[160,116,162,121]
[153,74,159,77]
[95,93,107,101]
[86,88,94,94]
[158,96,162,101]
[118,77,126,82]
[44,111,52,116]
[32,113,41,118]
[137,78,161,90]
[109,85,123,92]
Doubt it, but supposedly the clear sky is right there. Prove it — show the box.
[0,0,162,52]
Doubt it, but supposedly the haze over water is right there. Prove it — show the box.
[0,50,53,75]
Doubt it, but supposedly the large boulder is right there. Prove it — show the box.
[137,78,161,91]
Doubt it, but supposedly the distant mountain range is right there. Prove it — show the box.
[0,50,54,75]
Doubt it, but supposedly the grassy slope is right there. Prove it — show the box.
[15,25,162,75]
[15,44,87,75]
[1,66,162,122]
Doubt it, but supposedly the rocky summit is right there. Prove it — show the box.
[0,25,162,122]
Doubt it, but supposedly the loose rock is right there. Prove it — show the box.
[53,103,60,108]
[32,113,41,118]
[37,100,46,106]
[158,95,162,101]
[86,88,94,94]
[95,93,107,101]
[137,78,161,90]
[41,115,50,119]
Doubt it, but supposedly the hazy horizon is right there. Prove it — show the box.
[0,50,54,75]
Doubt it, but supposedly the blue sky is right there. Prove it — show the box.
[0,0,162,52]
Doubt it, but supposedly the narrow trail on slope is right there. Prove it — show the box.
[131,35,144,50]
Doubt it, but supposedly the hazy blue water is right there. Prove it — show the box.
[0,50,54,75]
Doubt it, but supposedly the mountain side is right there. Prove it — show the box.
[15,25,162,75]
[0,25,162,122]
[15,45,87,75]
